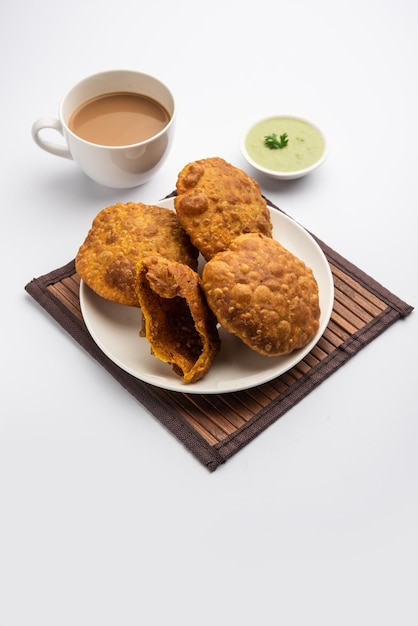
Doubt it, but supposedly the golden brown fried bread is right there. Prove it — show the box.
[136,255,221,383]
[76,202,198,306]
[174,157,273,260]
[202,233,320,356]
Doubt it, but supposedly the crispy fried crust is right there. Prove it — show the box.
[174,157,273,260]
[136,255,221,383]
[76,202,198,306]
[202,233,320,356]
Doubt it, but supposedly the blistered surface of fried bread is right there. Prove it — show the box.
[76,202,198,306]
[174,157,273,260]
[136,255,221,383]
[202,233,320,356]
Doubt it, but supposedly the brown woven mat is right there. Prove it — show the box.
[25,199,413,471]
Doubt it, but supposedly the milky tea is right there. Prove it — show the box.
[68,92,171,146]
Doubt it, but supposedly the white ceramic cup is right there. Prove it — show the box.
[31,70,176,188]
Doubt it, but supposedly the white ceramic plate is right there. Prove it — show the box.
[79,198,334,394]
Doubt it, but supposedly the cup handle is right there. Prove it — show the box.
[31,117,73,160]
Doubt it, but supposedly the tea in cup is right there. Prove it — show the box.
[32,70,176,188]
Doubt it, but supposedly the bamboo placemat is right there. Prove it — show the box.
[25,200,413,471]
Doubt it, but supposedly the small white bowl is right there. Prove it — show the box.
[241,115,328,180]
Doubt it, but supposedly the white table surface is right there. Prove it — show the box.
[2,1,417,624]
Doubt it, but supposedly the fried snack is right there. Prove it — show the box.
[76,202,198,306]
[174,157,273,260]
[136,255,221,383]
[202,233,320,356]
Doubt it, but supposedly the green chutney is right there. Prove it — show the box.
[245,117,325,172]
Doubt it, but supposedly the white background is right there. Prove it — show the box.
[1,1,417,624]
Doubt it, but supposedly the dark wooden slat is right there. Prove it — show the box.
[330,265,387,312]
[48,281,83,321]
